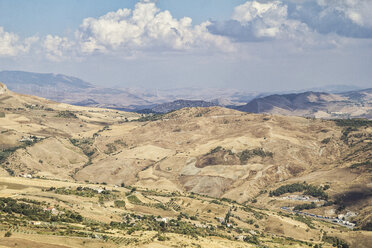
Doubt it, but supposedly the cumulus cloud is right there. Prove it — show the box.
[43,35,75,61]
[317,0,372,27]
[287,0,372,38]
[208,0,316,44]
[75,1,233,56]
[0,27,38,57]
[208,0,372,43]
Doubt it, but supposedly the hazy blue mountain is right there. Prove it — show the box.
[234,89,372,119]
[0,70,93,91]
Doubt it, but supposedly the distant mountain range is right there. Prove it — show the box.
[0,70,371,119]
[235,90,372,119]
[0,70,257,109]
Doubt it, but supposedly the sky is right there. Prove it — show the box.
[0,0,371,91]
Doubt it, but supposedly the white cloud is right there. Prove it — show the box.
[213,0,320,45]
[210,0,372,47]
[232,1,287,38]
[0,26,37,57]
[75,1,233,56]
[43,35,75,62]
[317,0,372,28]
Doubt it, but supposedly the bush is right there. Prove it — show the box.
[321,138,331,144]
[4,231,11,237]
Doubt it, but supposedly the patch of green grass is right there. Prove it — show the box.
[114,200,126,208]
[294,214,315,229]
[127,195,142,205]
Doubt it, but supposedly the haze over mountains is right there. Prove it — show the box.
[0,71,256,110]
[0,70,371,119]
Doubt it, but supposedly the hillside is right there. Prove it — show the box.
[236,90,372,119]
[0,83,371,247]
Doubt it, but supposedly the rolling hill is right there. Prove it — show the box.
[0,83,371,247]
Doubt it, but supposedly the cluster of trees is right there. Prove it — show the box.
[56,110,77,118]
[177,212,197,221]
[0,197,83,223]
[334,119,372,127]
[46,186,111,198]
[110,214,219,239]
[238,148,273,164]
[361,222,372,231]
[293,202,317,211]
[322,235,349,248]
[69,138,96,158]
[135,114,164,122]
[269,183,329,200]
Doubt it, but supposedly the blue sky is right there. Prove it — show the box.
[0,0,371,91]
